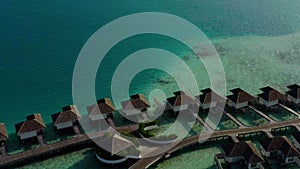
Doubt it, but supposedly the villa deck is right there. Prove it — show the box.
[249,106,276,122]
[279,104,300,118]
[223,111,246,128]
[192,113,214,132]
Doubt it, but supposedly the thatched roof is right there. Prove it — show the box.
[259,136,300,158]
[121,94,150,110]
[52,105,81,125]
[167,91,195,107]
[100,134,135,155]
[0,123,8,140]
[87,98,115,117]
[15,114,46,134]
[227,88,255,104]
[222,141,264,164]
[196,88,224,104]
[258,86,284,102]
[287,84,300,99]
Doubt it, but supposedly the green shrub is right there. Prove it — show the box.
[139,127,155,138]
[119,146,140,156]
[150,134,178,141]
[104,132,112,138]
[139,120,159,129]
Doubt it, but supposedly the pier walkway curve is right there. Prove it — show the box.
[129,118,300,169]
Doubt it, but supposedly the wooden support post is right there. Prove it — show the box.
[73,125,81,135]
[37,134,45,146]
[0,146,7,158]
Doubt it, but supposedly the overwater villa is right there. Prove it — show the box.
[218,141,264,169]
[259,136,300,164]
[15,114,46,140]
[166,91,196,115]
[87,98,116,121]
[286,84,300,104]
[227,88,255,109]
[121,94,150,116]
[258,86,285,107]
[0,123,8,157]
[51,105,81,132]
[0,123,8,146]
[196,88,224,110]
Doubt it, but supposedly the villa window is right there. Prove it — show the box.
[287,158,294,162]
[250,163,257,168]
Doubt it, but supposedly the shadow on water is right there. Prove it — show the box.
[43,123,76,144]
[6,133,39,155]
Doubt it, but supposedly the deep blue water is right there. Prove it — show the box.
[1,0,300,133]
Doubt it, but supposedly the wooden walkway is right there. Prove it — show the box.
[0,134,91,167]
[129,118,300,169]
[107,118,117,128]
[192,113,214,132]
[0,147,6,158]
[279,104,300,118]
[249,106,276,122]
[223,111,246,128]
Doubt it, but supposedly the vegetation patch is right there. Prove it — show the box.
[139,120,178,141]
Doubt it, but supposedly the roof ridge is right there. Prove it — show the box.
[33,119,46,128]
[17,122,25,134]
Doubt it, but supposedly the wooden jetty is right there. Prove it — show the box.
[223,110,246,128]
[192,113,214,132]
[249,106,276,122]
[279,103,300,118]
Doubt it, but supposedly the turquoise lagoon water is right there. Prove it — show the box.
[0,0,300,168]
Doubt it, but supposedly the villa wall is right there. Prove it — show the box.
[173,104,188,112]
[259,98,278,107]
[224,156,242,163]
[56,121,73,130]
[247,162,260,169]
[288,95,300,104]
[228,100,248,109]
[264,150,281,158]
[285,156,297,164]
[90,114,107,121]
[124,108,144,116]
[19,131,37,140]
[201,102,217,109]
